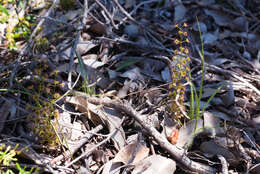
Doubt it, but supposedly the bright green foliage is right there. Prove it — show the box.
[0,5,9,23]
[0,1,35,50]
[188,18,226,120]
[0,144,17,166]
[76,51,96,96]
[0,144,37,174]
[15,163,36,174]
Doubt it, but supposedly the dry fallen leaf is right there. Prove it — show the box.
[0,101,11,133]
[132,155,176,174]
[113,140,149,164]
[203,111,225,137]
[167,129,179,145]
[176,118,203,148]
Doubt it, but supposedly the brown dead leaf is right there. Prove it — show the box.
[167,129,179,145]
[113,140,149,164]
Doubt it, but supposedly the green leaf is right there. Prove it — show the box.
[115,58,143,71]
[201,82,227,114]
[0,5,9,15]
[19,0,25,10]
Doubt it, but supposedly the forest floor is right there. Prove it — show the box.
[0,0,260,173]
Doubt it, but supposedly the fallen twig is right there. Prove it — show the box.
[64,118,124,168]
[86,97,217,174]
[50,125,103,166]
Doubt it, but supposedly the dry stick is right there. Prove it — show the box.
[238,143,252,171]
[82,0,88,25]
[97,36,173,54]
[232,74,260,96]
[242,130,260,155]
[9,0,59,88]
[94,0,118,29]
[86,97,217,174]
[64,118,124,168]
[119,0,157,25]
[51,125,103,166]
[230,0,259,22]
[111,0,137,24]
[217,155,228,174]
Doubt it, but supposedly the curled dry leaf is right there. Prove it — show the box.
[117,80,131,99]
[174,3,187,22]
[102,160,121,174]
[221,82,235,107]
[203,111,225,137]
[167,129,179,145]
[202,32,218,45]
[204,9,232,27]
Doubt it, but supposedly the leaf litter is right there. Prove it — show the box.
[0,0,260,173]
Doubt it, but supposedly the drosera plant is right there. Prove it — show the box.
[169,22,191,120]
[169,21,226,125]
[167,21,227,146]
[0,60,70,155]
[24,60,66,148]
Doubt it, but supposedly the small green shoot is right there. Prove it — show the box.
[76,51,95,95]
[188,17,226,120]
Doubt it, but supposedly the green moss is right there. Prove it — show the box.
[35,37,49,53]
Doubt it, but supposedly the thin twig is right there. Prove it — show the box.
[64,118,124,168]
[94,0,118,29]
[86,97,217,174]
[51,125,103,166]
